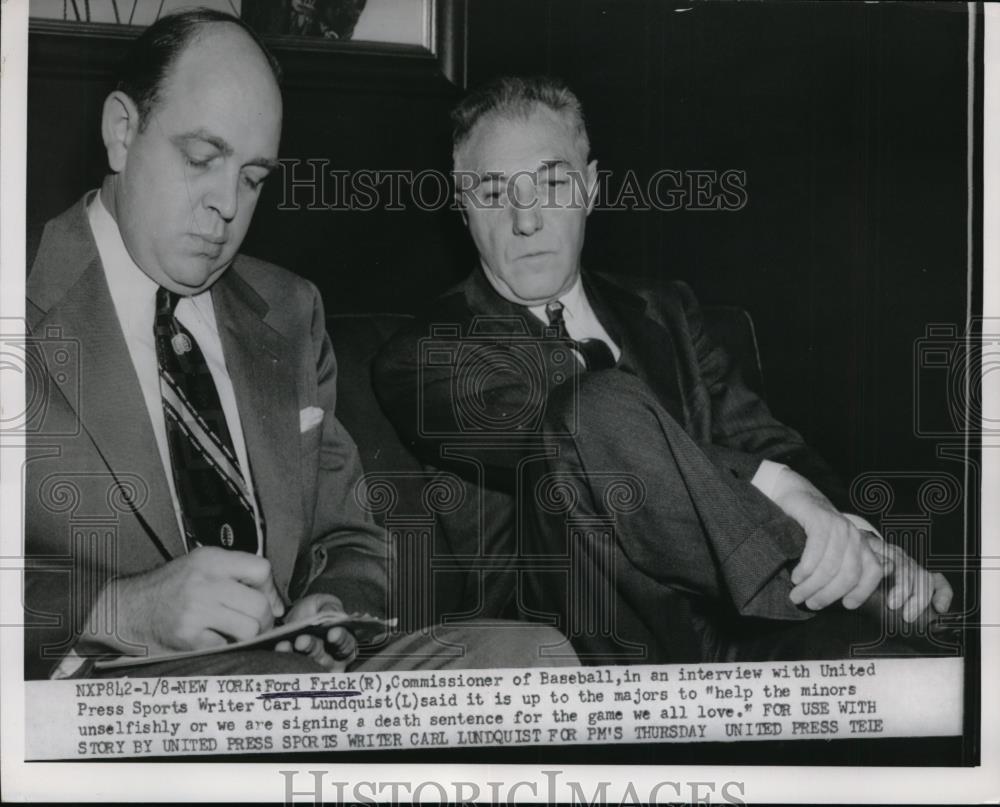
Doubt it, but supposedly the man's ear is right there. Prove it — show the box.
[452,167,475,228]
[453,192,469,227]
[101,91,140,173]
[584,159,599,216]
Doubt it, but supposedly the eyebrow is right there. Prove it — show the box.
[171,129,280,172]
[474,160,573,186]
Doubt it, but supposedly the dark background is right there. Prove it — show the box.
[27,0,974,544]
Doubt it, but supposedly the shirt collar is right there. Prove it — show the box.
[88,188,159,310]
[88,189,216,330]
[558,275,586,320]
[528,274,586,322]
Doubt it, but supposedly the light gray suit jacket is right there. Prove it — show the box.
[24,194,390,679]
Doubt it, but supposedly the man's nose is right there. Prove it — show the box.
[205,171,240,222]
[511,194,542,235]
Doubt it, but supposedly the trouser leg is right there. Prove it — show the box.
[88,621,577,678]
[353,620,577,671]
[715,588,955,661]
[92,649,331,677]
[522,370,938,663]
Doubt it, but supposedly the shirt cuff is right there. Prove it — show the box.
[750,459,791,499]
[51,648,86,680]
[751,460,883,545]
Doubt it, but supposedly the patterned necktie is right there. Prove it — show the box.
[545,300,617,371]
[153,287,262,553]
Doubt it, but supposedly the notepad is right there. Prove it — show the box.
[93,613,395,671]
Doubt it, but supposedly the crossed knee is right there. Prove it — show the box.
[545,369,660,436]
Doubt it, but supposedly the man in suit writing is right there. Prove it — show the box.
[374,76,954,663]
[25,15,570,678]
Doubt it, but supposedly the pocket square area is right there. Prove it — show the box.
[300,406,325,433]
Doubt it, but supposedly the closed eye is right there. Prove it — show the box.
[242,173,266,191]
[182,147,219,170]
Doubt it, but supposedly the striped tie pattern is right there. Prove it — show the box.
[154,287,262,554]
[545,300,617,371]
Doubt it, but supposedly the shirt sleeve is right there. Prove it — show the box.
[751,459,882,538]
[750,458,791,499]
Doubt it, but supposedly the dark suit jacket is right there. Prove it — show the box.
[24,195,391,679]
[372,268,845,618]
[375,268,844,497]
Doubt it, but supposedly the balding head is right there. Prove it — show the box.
[115,8,282,131]
[101,10,283,295]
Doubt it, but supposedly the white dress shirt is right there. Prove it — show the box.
[87,190,263,551]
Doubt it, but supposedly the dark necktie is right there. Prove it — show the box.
[545,300,617,371]
[154,287,262,554]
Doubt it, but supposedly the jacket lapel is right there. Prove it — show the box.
[461,269,585,401]
[211,267,302,598]
[584,272,688,426]
[27,198,184,560]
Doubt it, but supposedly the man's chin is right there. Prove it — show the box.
[509,280,573,306]
[481,262,577,306]
[162,260,232,295]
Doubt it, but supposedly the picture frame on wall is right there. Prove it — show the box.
[28,0,467,86]
[241,0,427,47]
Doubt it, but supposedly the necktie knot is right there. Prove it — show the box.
[545,300,567,338]
[156,286,180,319]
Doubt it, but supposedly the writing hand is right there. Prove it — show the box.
[82,547,284,655]
[274,593,357,672]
